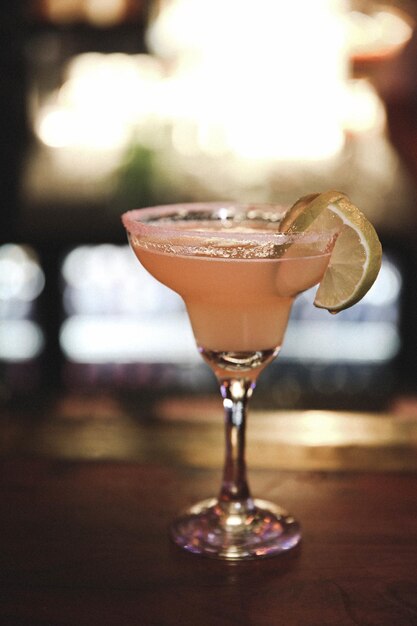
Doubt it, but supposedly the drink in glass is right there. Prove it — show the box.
[122,201,341,559]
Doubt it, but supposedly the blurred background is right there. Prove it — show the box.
[1,0,417,414]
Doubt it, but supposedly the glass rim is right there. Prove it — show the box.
[121,202,338,245]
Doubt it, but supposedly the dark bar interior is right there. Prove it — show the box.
[1,1,417,623]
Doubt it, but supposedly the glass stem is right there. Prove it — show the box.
[218,377,255,509]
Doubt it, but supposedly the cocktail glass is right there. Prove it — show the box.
[122,202,337,560]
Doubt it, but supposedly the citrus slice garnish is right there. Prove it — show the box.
[280,190,382,312]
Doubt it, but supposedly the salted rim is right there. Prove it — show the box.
[121,202,337,245]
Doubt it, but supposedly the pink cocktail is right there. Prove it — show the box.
[122,202,336,559]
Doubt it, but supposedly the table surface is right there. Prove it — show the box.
[1,393,417,626]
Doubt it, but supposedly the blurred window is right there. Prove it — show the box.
[60,244,195,364]
[60,246,400,367]
[284,252,401,363]
[0,244,45,362]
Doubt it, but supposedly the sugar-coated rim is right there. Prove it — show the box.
[121,202,336,245]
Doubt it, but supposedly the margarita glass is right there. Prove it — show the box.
[122,202,337,559]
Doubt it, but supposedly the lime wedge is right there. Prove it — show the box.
[280,190,382,312]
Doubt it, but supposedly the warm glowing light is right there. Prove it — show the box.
[37,106,127,150]
[36,53,162,151]
[225,515,244,527]
[44,0,128,26]
[147,0,349,161]
[84,0,126,27]
[35,0,353,164]
[273,410,409,447]
[348,8,413,59]
[32,1,413,197]
[44,0,81,24]
[344,80,386,134]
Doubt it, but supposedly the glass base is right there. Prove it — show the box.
[170,498,301,560]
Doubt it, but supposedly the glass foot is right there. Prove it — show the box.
[170,498,301,560]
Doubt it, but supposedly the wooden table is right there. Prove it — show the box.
[1,393,417,626]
